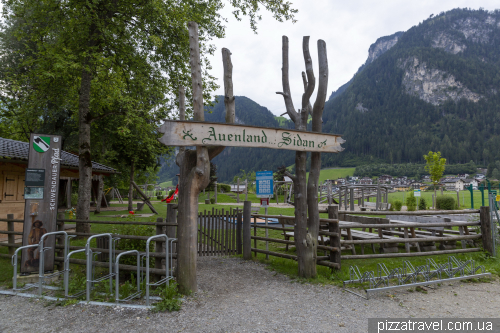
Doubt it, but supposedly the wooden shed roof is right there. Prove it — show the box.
[0,137,117,174]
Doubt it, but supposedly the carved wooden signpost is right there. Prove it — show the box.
[21,134,62,273]
[158,121,344,153]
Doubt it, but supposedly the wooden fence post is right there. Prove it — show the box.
[166,203,177,261]
[156,217,165,280]
[7,214,15,256]
[243,201,251,260]
[237,211,242,255]
[56,213,65,271]
[480,206,494,255]
[328,205,341,269]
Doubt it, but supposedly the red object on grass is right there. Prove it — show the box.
[162,185,179,203]
[129,211,135,214]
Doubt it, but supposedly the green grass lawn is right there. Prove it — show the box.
[306,167,355,183]
[387,190,491,209]
[2,198,498,290]
[159,180,173,188]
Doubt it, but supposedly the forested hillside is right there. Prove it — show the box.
[322,8,500,168]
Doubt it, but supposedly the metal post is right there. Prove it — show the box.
[56,213,65,271]
[243,201,251,260]
[7,214,14,255]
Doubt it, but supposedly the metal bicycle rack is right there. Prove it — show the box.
[85,233,120,302]
[12,231,72,295]
[115,250,143,303]
[8,231,177,308]
[145,234,176,306]
[344,256,491,299]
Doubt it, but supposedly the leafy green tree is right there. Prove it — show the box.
[424,151,446,209]
[1,0,297,231]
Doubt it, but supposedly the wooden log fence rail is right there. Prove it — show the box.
[243,206,492,265]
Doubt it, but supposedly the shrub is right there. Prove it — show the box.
[393,200,403,211]
[114,224,155,266]
[406,193,417,211]
[71,192,78,206]
[105,193,112,203]
[210,197,215,204]
[157,195,164,200]
[418,197,427,210]
[167,189,175,197]
[436,196,457,210]
[219,184,231,193]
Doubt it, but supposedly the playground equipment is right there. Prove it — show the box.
[162,185,179,203]
[5,233,176,308]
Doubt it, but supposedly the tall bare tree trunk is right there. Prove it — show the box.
[128,162,134,211]
[76,65,92,233]
[306,39,329,273]
[174,23,235,294]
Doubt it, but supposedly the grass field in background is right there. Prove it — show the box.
[306,167,355,183]
[387,190,491,209]
[159,180,173,188]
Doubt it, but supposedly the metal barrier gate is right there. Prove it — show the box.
[3,232,176,309]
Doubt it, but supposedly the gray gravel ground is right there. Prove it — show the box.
[1,256,499,333]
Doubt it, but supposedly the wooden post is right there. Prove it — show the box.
[66,178,72,209]
[480,206,494,255]
[237,178,240,203]
[237,211,242,254]
[349,187,354,211]
[457,191,460,208]
[166,203,177,256]
[376,183,380,211]
[245,179,248,201]
[328,206,340,269]
[156,217,165,281]
[56,213,65,271]
[328,181,332,205]
[7,214,15,256]
[214,181,217,204]
[95,175,103,214]
[243,201,251,260]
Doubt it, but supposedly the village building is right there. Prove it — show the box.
[0,137,117,221]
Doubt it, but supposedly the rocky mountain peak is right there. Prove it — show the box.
[365,31,404,65]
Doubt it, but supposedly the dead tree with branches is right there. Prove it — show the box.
[276,36,328,278]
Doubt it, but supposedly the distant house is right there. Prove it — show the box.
[334,178,346,185]
[359,177,373,185]
[442,178,463,191]
[378,175,392,184]
[463,179,478,190]
[410,181,427,190]
[394,184,410,191]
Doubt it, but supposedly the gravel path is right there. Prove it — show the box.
[1,256,499,332]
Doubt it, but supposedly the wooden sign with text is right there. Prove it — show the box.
[158,121,345,153]
[21,134,62,273]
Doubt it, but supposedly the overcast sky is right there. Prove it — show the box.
[207,1,499,117]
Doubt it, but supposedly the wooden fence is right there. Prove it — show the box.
[197,208,241,256]
[241,206,494,267]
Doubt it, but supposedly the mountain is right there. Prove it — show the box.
[322,8,500,168]
[329,31,404,101]
[158,96,295,183]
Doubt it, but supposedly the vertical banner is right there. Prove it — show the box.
[21,134,62,274]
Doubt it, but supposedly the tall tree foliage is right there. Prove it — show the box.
[424,151,446,208]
